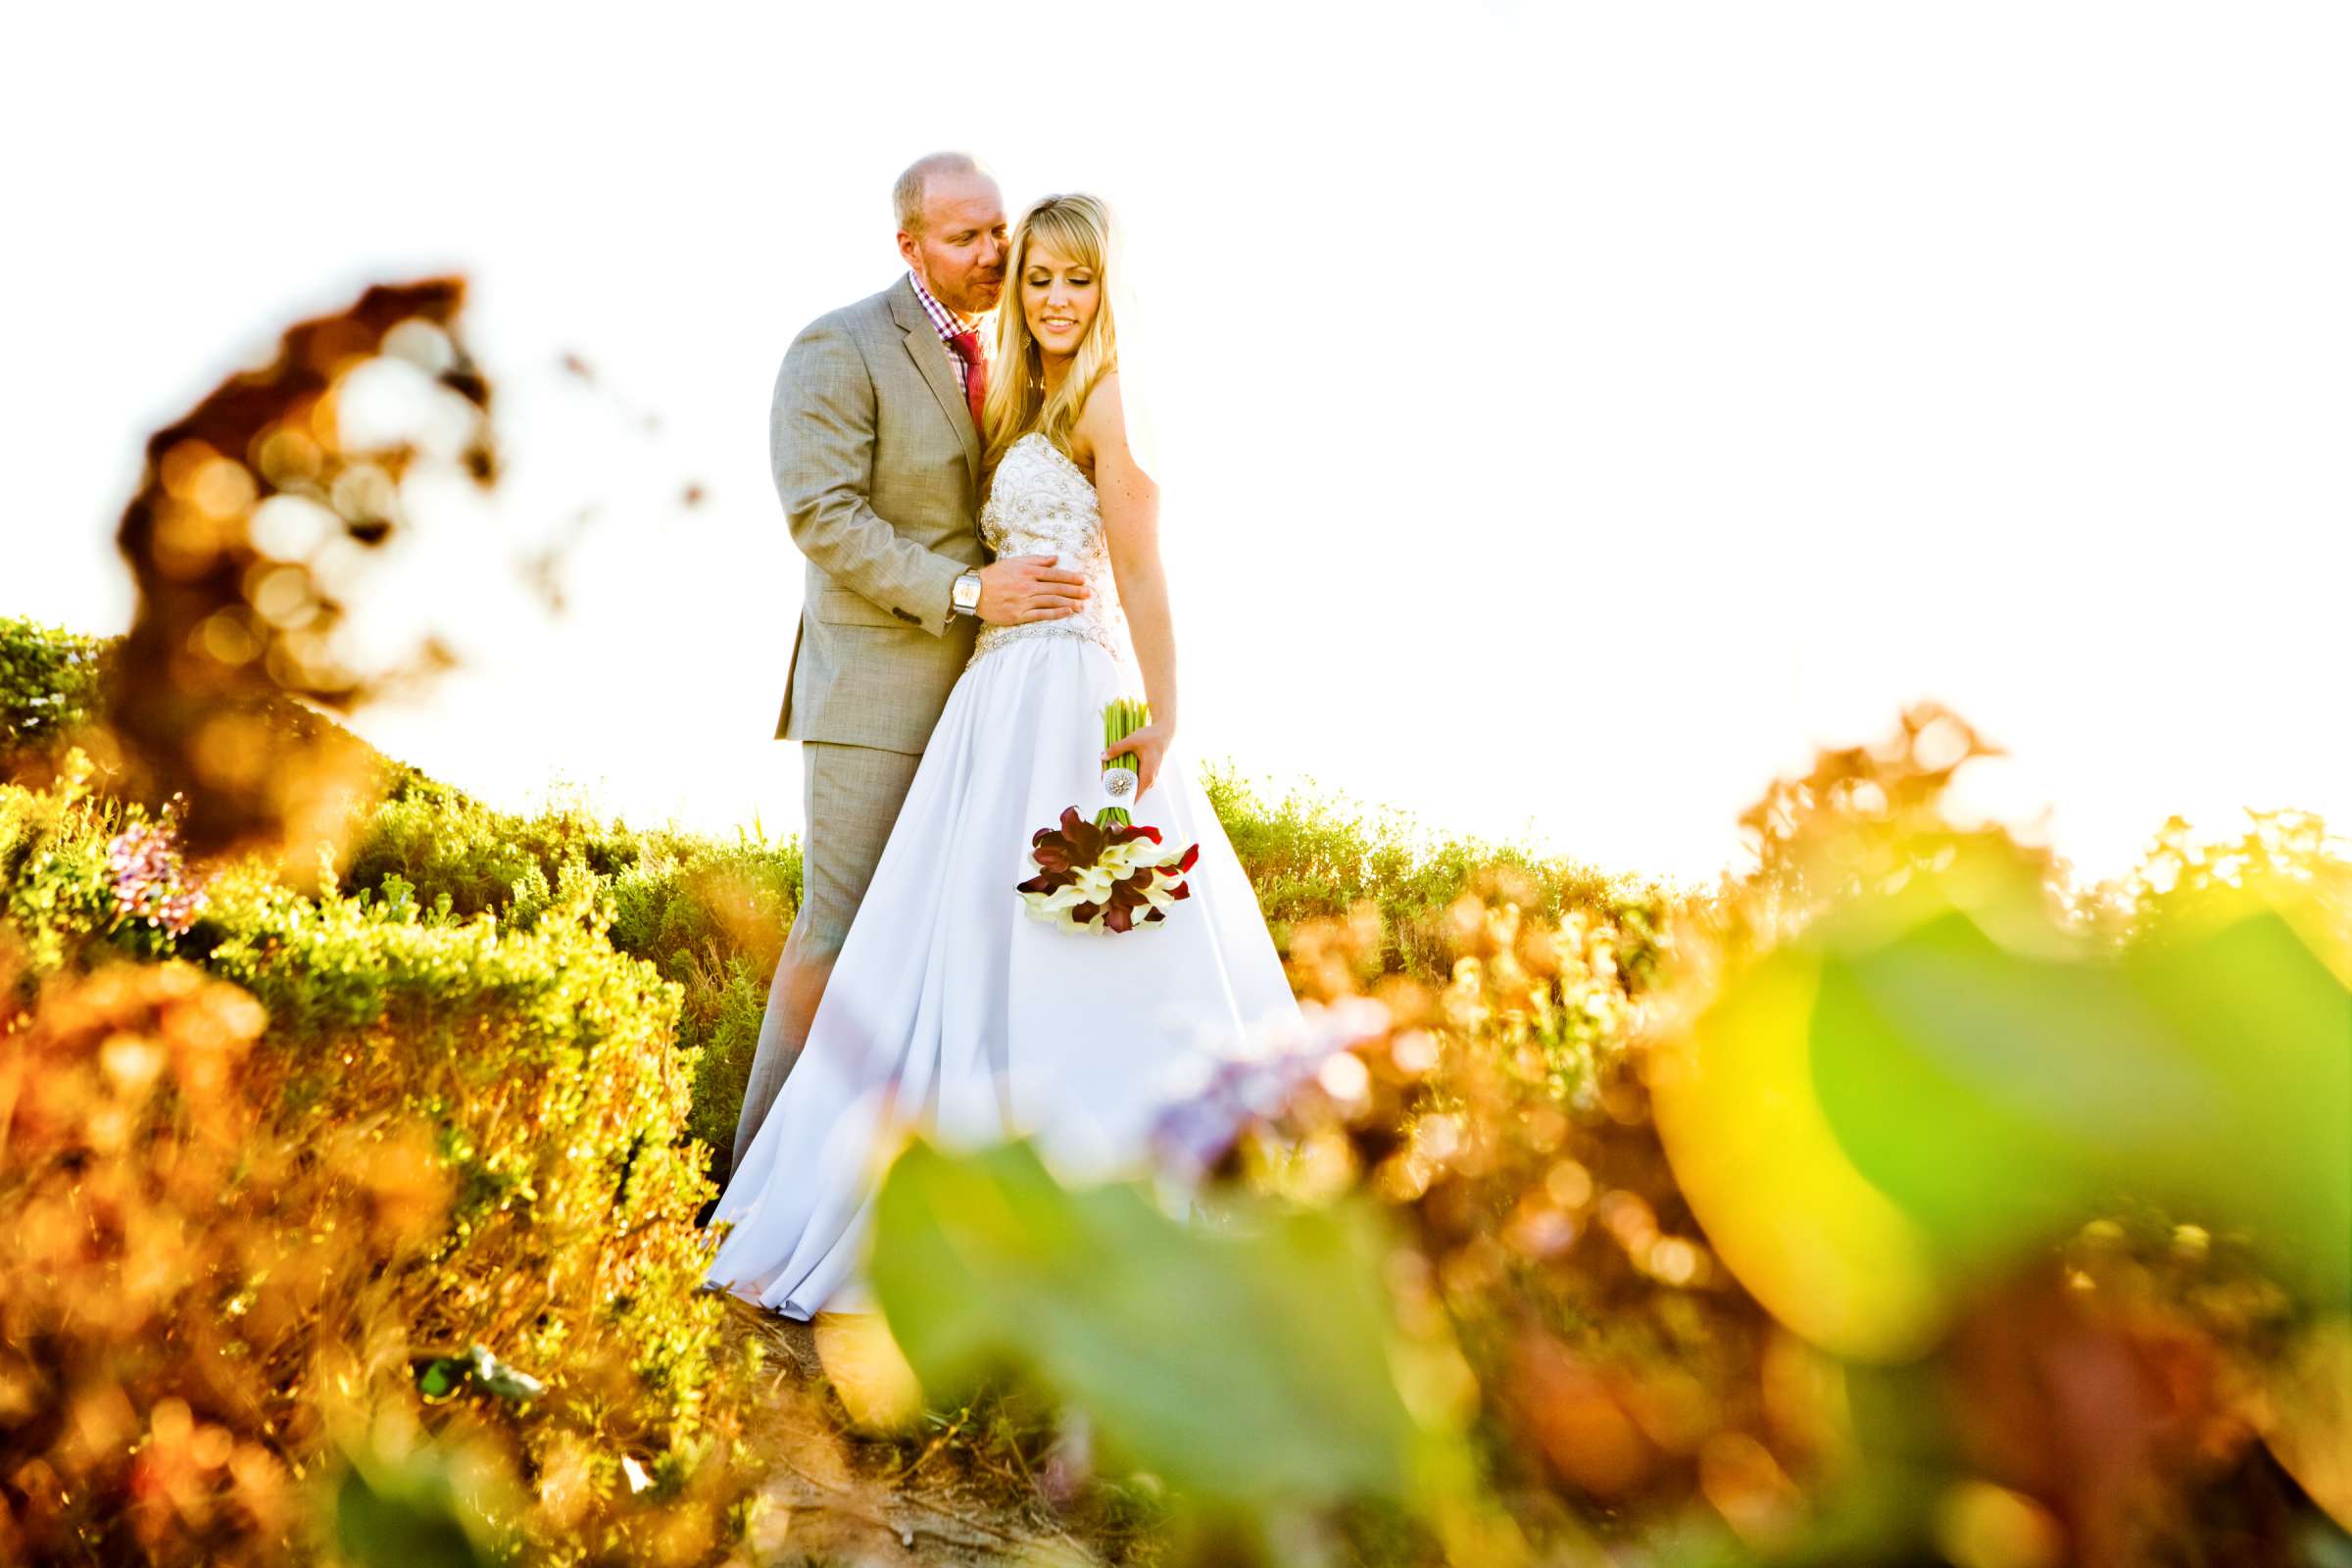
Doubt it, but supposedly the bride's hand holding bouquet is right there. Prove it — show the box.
[1100,713,1176,797]
[1017,698,1199,935]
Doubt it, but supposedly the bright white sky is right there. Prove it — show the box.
[6,2,2346,886]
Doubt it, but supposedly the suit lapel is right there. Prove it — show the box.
[889,276,982,488]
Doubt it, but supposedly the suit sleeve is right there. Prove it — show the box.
[771,314,966,636]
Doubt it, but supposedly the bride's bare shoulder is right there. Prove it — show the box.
[1081,371,1127,426]
[1072,373,1131,467]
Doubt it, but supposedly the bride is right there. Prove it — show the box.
[705,192,1300,1318]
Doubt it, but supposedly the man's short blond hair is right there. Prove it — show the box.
[894,151,990,236]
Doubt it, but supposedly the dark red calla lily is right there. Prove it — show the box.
[1015,801,1200,935]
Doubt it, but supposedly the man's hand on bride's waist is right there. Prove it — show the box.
[974,554,1090,625]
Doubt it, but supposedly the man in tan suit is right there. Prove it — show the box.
[734,152,1090,1171]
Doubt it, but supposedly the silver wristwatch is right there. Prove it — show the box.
[951,569,982,617]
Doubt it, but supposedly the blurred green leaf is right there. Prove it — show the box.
[2122,908,2352,1304]
[1806,886,2350,1309]
[330,1444,505,1568]
[870,1137,1443,1512]
[1807,903,2206,1262]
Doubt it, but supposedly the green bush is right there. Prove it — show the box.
[345,774,647,925]
[199,850,733,1444]
[603,832,799,1158]
[0,772,766,1564]
[0,614,108,758]
[0,764,127,980]
[1201,761,1638,979]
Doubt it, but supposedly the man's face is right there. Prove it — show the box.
[898,171,1007,316]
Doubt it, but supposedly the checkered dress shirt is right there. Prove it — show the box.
[907,270,988,394]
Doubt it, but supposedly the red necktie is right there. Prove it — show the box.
[948,328,987,432]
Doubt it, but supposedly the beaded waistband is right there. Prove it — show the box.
[966,618,1130,669]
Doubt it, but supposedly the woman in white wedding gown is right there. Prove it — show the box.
[705,193,1300,1318]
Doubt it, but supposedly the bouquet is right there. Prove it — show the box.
[1016,698,1200,934]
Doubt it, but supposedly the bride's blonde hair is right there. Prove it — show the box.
[981,193,1119,484]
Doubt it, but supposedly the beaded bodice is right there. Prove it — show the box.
[970,432,1130,667]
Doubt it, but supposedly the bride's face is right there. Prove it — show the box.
[1019,240,1100,360]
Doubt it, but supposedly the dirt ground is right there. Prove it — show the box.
[722,1299,1136,1568]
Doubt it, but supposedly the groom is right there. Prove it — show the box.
[733,151,1092,1171]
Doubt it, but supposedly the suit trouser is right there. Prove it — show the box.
[730,739,924,1172]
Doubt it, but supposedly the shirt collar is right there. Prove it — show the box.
[907,269,985,340]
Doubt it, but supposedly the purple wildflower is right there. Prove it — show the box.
[107,821,209,937]
[1147,998,1391,1184]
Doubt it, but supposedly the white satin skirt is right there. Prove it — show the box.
[703,631,1300,1318]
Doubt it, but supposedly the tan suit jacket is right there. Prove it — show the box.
[771,274,988,753]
